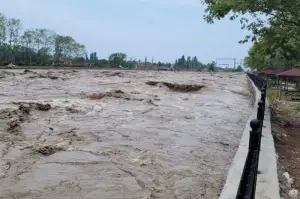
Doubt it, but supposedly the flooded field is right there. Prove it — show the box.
[0,69,252,199]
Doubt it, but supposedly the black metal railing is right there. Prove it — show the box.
[236,73,267,199]
[247,72,266,91]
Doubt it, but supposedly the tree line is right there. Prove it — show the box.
[202,0,300,71]
[0,12,242,71]
[0,12,211,69]
[0,13,86,66]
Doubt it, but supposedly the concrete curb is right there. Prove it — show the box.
[219,76,280,199]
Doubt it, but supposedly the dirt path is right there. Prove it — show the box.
[0,70,251,199]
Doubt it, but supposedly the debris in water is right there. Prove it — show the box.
[102,71,124,77]
[219,142,229,146]
[145,81,159,86]
[0,108,11,119]
[65,106,81,113]
[145,99,158,106]
[131,91,141,94]
[145,81,205,92]
[18,104,31,114]
[6,118,20,132]
[84,90,143,101]
[12,102,52,111]
[35,103,51,111]
[87,93,106,100]
[58,128,82,142]
[39,74,59,80]
[35,145,65,156]
[22,69,37,74]
[114,89,124,94]
[2,71,15,76]
[163,82,205,92]
[27,72,60,80]
[0,71,15,78]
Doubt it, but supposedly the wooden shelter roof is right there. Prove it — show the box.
[276,68,300,77]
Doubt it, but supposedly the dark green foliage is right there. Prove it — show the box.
[90,52,98,61]
[0,12,221,70]
[108,52,127,68]
[0,12,85,66]
[202,0,300,70]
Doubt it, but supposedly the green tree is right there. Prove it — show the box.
[53,35,85,64]
[33,29,45,52]
[192,56,199,68]
[95,59,109,67]
[208,61,216,72]
[21,30,35,64]
[90,52,98,61]
[109,52,127,67]
[7,18,22,62]
[186,56,191,69]
[236,65,244,72]
[202,0,300,70]
[0,13,6,46]
[177,55,186,67]
[202,0,300,42]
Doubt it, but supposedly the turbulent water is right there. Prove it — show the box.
[0,69,251,199]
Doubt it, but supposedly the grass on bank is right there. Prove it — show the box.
[267,88,300,117]
[267,88,277,103]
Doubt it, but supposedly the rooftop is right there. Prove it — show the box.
[276,68,300,77]
[258,69,286,76]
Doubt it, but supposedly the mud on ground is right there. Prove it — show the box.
[270,100,300,198]
[0,70,251,199]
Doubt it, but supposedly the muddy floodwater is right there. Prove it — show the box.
[0,70,251,199]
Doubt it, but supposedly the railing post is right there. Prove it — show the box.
[249,119,260,198]
[260,89,266,120]
[257,100,264,124]
[249,119,260,151]
[261,88,266,103]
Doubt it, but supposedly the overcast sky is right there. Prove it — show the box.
[1,0,252,65]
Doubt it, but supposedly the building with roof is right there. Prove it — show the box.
[257,69,286,76]
[256,69,286,88]
[276,68,300,100]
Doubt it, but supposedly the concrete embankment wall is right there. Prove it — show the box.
[219,75,280,199]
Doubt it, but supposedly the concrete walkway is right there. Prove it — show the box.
[219,76,280,199]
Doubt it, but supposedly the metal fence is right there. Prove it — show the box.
[236,73,267,199]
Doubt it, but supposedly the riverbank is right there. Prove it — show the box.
[220,75,280,199]
[268,89,300,198]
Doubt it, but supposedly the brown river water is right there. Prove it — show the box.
[0,69,251,199]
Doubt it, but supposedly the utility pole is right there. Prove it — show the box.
[216,57,237,68]
[234,58,236,69]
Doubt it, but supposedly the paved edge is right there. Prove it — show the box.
[219,76,280,199]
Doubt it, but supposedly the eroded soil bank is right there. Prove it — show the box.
[270,100,300,198]
[0,70,251,199]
